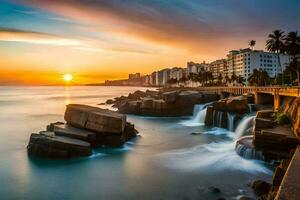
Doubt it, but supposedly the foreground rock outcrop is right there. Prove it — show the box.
[280,97,300,137]
[108,89,219,117]
[27,104,138,159]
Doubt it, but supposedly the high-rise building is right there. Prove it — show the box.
[226,48,291,83]
[155,70,164,86]
[170,67,186,80]
[187,61,207,74]
[209,59,227,81]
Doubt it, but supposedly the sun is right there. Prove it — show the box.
[63,74,73,82]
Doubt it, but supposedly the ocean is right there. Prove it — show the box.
[0,86,272,200]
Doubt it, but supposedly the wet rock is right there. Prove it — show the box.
[254,118,273,130]
[127,90,147,100]
[238,196,254,200]
[105,99,115,104]
[52,123,97,145]
[104,135,125,147]
[124,122,138,141]
[65,104,126,134]
[251,180,271,196]
[208,186,221,194]
[191,132,202,135]
[205,106,214,126]
[27,131,92,159]
[280,97,300,136]
[114,89,219,117]
[46,121,64,132]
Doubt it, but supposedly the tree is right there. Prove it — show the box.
[225,75,231,84]
[247,69,270,86]
[266,30,286,85]
[217,73,223,85]
[249,40,256,50]
[231,73,237,84]
[237,75,245,85]
[285,31,300,85]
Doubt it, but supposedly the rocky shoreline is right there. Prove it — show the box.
[104,88,219,116]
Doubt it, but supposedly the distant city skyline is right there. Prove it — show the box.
[0,0,300,85]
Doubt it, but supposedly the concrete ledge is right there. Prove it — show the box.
[276,147,300,200]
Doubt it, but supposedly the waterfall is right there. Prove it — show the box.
[248,104,255,113]
[213,110,223,127]
[180,103,210,126]
[227,113,235,132]
[235,136,265,161]
[234,115,255,140]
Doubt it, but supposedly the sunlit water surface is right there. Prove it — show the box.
[0,86,272,200]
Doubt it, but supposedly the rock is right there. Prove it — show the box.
[52,123,97,145]
[238,196,254,200]
[208,186,221,194]
[205,106,214,126]
[256,110,274,119]
[254,118,273,130]
[280,97,300,136]
[115,89,219,117]
[118,101,140,114]
[64,104,126,134]
[191,132,202,135]
[27,132,92,159]
[251,180,271,196]
[225,96,249,114]
[46,121,64,131]
[124,122,138,141]
[105,99,115,104]
[141,97,154,110]
[104,135,125,147]
[127,90,146,100]
[211,96,249,114]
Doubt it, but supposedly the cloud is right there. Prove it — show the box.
[19,0,300,55]
[0,27,83,46]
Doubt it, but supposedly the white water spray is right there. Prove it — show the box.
[158,114,271,174]
[180,103,210,126]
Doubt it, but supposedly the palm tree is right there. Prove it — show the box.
[249,40,256,50]
[231,73,237,85]
[266,30,286,85]
[217,73,223,85]
[285,31,300,85]
[247,69,270,86]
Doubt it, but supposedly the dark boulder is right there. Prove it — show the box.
[27,132,92,159]
[251,180,271,196]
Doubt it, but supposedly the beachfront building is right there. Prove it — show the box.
[209,59,228,81]
[155,70,164,86]
[187,61,207,75]
[128,73,141,80]
[170,67,186,81]
[227,48,292,83]
[162,68,171,85]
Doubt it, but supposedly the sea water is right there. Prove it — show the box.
[0,86,272,200]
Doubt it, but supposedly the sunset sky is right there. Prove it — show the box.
[0,0,300,85]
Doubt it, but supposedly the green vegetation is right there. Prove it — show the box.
[249,40,256,50]
[266,30,300,86]
[248,69,271,86]
[274,112,291,125]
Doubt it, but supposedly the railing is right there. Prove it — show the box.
[196,86,300,97]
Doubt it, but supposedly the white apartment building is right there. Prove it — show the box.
[187,61,207,74]
[170,67,186,80]
[209,59,227,80]
[227,48,291,82]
